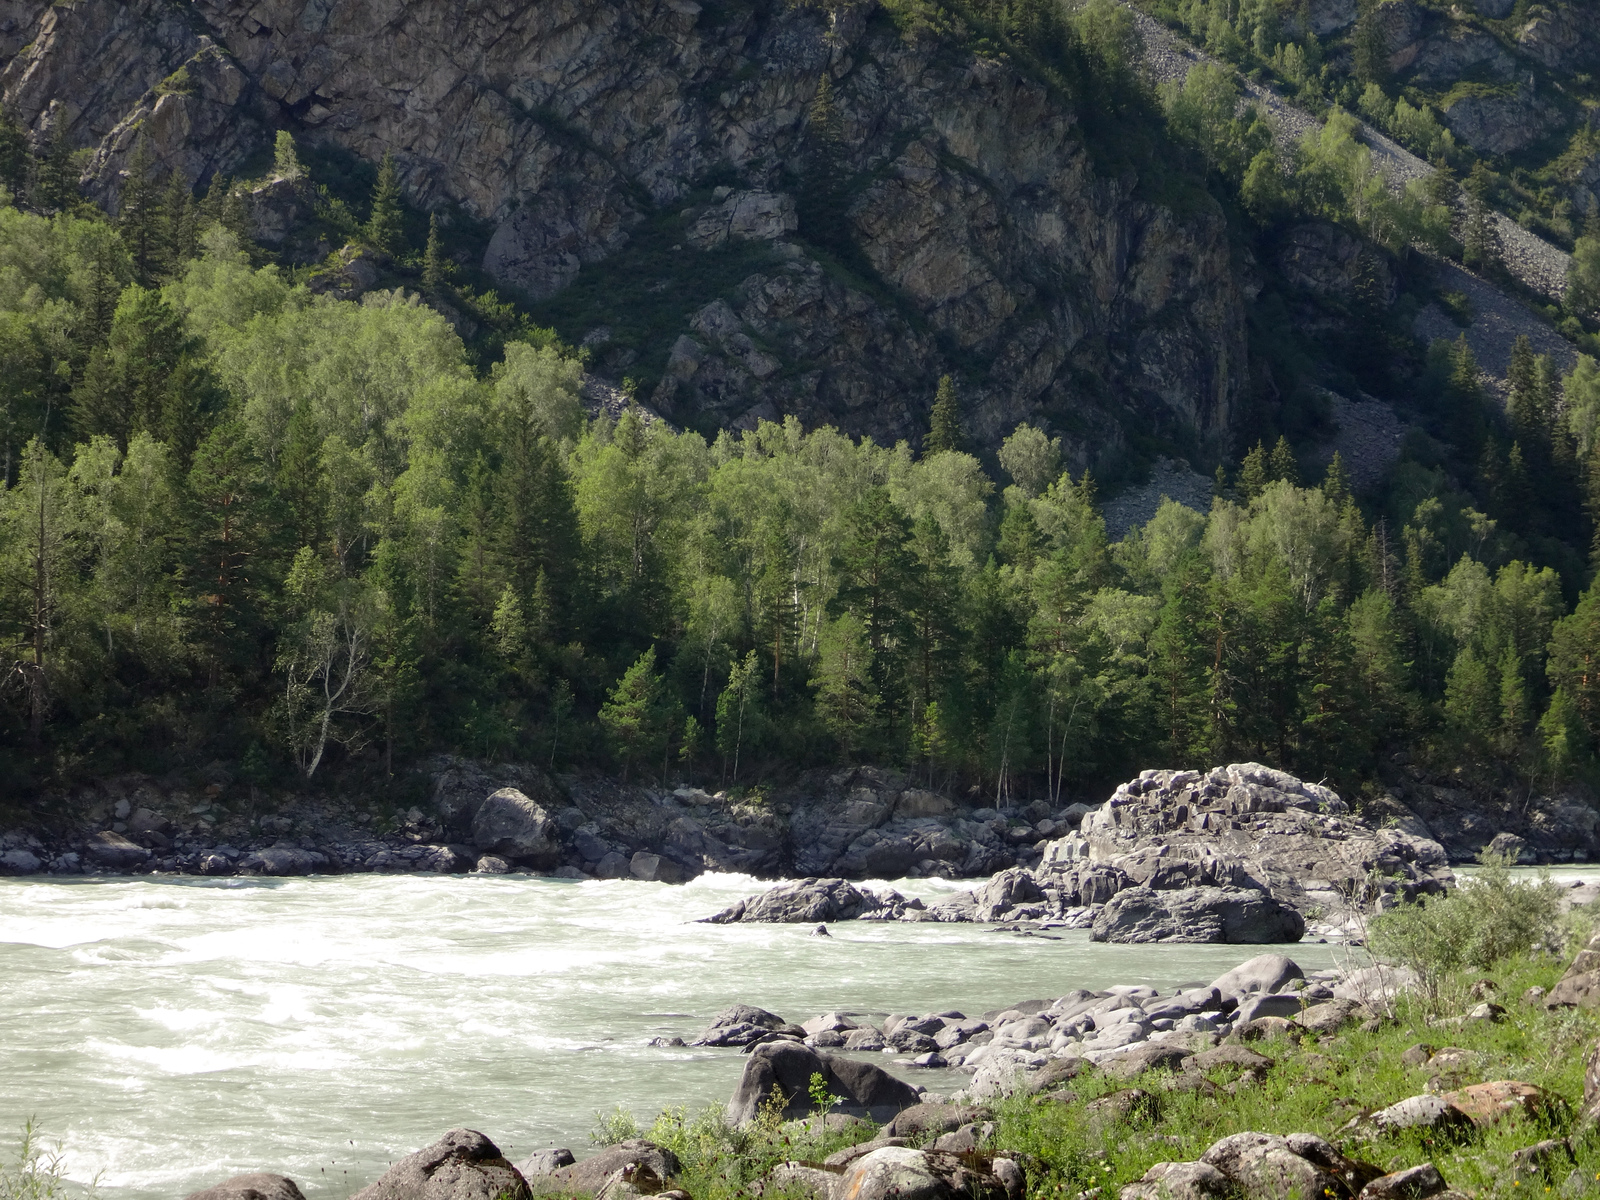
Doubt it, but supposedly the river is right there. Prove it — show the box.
[0,867,1587,1200]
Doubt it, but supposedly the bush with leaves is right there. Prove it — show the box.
[1,1122,95,1200]
[1368,850,1563,1009]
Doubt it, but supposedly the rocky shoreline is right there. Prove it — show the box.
[2,760,1596,931]
[163,938,1600,1200]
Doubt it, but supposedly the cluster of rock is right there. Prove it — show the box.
[705,764,1456,942]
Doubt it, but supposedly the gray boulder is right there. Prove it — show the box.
[1210,954,1303,998]
[1356,1163,1448,1200]
[1345,1095,1475,1140]
[238,848,330,876]
[84,830,151,869]
[530,1143,679,1196]
[184,1175,306,1200]
[514,1151,574,1178]
[1200,1132,1341,1200]
[832,1147,1015,1200]
[691,1004,787,1047]
[1234,993,1305,1025]
[701,878,919,923]
[726,1041,922,1125]
[472,789,559,868]
[349,1129,529,1200]
[0,848,41,875]
[1118,1161,1235,1200]
[1091,886,1305,944]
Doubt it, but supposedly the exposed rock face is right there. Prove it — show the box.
[0,0,1246,459]
[1090,885,1305,945]
[1277,223,1395,307]
[348,1130,530,1200]
[1440,86,1562,157]
[1547,932,1600,1009]
[1042,763,1453,938]
[471,789,560,868]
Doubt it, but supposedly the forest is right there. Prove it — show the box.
[1,0,1599,807]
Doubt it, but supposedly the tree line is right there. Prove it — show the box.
[0,187,1597,803]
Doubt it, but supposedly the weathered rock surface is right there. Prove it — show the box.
[1545,933,1600,1009]
[184,1175,307,1200]
[702,878,923,924]
[1041,763,1453,938]
[0,0,1246,461]
[529,1143,678,1197]
[726,1041,923,1125]
[348,1130,529,1200]
[471,789,560,868]
[833,1147,1017,1200]
[1090,885,1305,945]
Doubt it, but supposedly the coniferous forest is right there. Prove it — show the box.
[1,116,1599,811]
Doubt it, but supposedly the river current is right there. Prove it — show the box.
[1,868,1581,1200]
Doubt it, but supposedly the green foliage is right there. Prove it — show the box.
[925,374,962,456]
[1570,234,1600,320]
[590,1105,640,1147]
[1369,851,1564,1009]
[364,151,404,256]
[0,1121,96,1200]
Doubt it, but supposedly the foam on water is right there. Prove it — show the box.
[2,872,1343,1200]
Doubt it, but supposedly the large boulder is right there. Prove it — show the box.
[1041,764,1451,937]
[1091,886,1305,944]
[1118,1161,1234,1200]
[701,878,920,924]
[833,1147,1017,1200]
[184,1175,306,1200]
[1200,1133,1342,1200]
[238,848,330,876]
[1209,954,1303,998]
[349,1130,529,1200]
[691,1004,790,1047]
[528,1142,679,1196]
[726,1041,922,1125]
[472,789,559,868]
[1545,933,1600,1008]
[84,830,151,869]
[0,848,42,875]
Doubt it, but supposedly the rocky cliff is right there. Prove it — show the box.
[0,0,1247,457]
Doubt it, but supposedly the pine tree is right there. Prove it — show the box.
[117,142,162,283]
[162,170,197,274]
[33,121,75,213]
[0,113,28,198]
[1322,450,1352,508]
[1351,0,1388,87]
[1236,441,1269,500]
[926,374,962,455]
[422,213,448,290]
[364,150,404,256]
[1462,163,1502,275]
[1498,641,1528,757]
[273,130,304,182]
[1507,335,1538,434]
[1268,435,1299,486]
[599,646,679,781]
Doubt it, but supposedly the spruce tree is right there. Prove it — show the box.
[1462,163,1502,275]
[598,646,677,781]
[364,150,404,256]
[0,114,28,198]
[273,130,304,182]
[162,170,197,275]
[1322,450,1352,508]
[1351,0,1388,88]
[1236,441,1269,500]
[1268,435,1299,486]
[926,374,962,455]
[422,213,447,290]
[34,121,76,214]
[117,142,161,282]
[1506,335,1540,436]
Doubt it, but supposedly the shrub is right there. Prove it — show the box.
[1,1122,95,1200]
[1369,850,1563,1008]
[589,1104,640,1146]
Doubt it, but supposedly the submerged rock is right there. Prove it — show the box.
[701,878,922,924]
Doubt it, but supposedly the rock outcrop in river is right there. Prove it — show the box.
[702,763,1453,942]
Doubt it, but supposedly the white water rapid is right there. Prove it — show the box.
[4,871,1351,1200]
